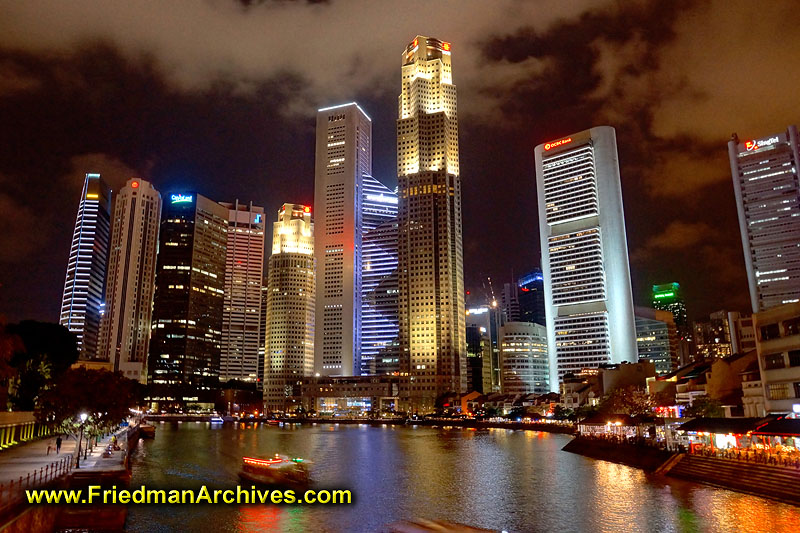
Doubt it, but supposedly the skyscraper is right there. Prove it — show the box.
[535,126,637,391]
[397,35,466,412]
[264,204,315,412]
[60,173,111,360]
[501,282,521,322]
[518,268,546,326]
[148,192,228,407]
[360,176,400,375]
[499,322,549,395]
[314,102,372,377]
[219,200,265,385]
[98,178,161,382]
[729,126,800,312]
[651,283,688,330]
[634,306,679,375]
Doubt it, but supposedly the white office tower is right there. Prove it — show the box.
[397,35,467,412]
[219,200,265,385]
[60,173,111,360]
[500,322,549,395]
[314,103,372,376]
[534,126,637,391]
[264,204,315,412]
[729,126,800,312]
[98,178,161,382]
[361,176,399,375]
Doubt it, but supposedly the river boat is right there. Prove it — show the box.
[238,454,310,488]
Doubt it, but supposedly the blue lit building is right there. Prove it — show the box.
[60,173,111,360]
[518,268,546,326]
[360,175,399,375]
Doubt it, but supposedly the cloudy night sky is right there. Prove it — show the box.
[0,0,798,324]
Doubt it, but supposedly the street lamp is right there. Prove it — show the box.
[76,413,88,468]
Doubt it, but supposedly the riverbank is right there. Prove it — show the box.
[143,415,576,434]
[562,436,675,471]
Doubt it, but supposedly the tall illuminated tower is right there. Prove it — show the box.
[60,173,111,360]
[219,200,265,385]
[535,126,637,390]
[397,35,466,411]
[361,176,399,375]
[148,192,228,406]
[729,126,800,312]
[98,178,161,382]
[264,204,315,412]
[314,102,372,377]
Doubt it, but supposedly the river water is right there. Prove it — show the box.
[124,422,799,532]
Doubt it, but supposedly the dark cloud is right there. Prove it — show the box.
[0,0,797,324]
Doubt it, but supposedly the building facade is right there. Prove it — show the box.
[466,304,503,392]
[397,35,467,411]
[314,103,372,377]
[60,173,111,360]
[634,306,679,375]
[147,193,228,406]
[466,323,493,394]
[534,126,638,391]
[752,302,800,414]
[264,204,315,412]
[518,268,546,326]
[360,175,400,375]
[729,126,800,312]
[98,178,161,382]
[693,310,733,359]
[219,201,265,385]
[499,322,549,395]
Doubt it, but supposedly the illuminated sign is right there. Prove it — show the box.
[654,291,675,299]
[171,194,193,204]
[544,137,572,151]
[131,181,139,189]
[86,193,99,199]
[744,136,780,152]
[253,214,262,224]
[442,42,451,52]
[366,194,399,204]
[303,206,311,213]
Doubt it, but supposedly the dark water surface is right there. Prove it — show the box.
[125,423,800,532]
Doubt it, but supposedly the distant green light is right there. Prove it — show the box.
[654,292,675,299]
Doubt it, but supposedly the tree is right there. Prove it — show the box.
[552,405,573,420]
[36,368,141,435]
[599,386,653,416]
[6,321,78,410]
[684,396,724,418]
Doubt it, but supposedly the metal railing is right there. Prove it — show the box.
[0,454,74,513]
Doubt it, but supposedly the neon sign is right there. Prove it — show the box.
[544,137,572,151]
[253,214,262,224]
[303,206,311,213]
[654,291,675,299]
[131,181,139,189]
[442,42,451,52]
[171,194,193,204]
[745,136,780,152]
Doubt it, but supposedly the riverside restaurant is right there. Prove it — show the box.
[678,416,800,466]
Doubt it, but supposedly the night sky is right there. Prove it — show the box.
[1,0,799,324]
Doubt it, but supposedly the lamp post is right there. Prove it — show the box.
[76,413,88,468]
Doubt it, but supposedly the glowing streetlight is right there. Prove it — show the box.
[76,413,88,468]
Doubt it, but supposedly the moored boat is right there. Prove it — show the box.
[210,416,224,424]
[140,424,156,438]
[238,454,310,487]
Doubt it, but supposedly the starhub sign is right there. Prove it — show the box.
[171,194,193,204]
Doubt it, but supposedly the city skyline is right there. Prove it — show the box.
[4,2,800,326]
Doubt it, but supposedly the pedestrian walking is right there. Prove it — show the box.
[56,436,62,454]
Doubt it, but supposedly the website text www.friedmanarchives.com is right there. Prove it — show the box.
[26,485,352,505]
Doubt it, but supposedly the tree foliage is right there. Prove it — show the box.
[599,385,653,416]
[684,396,724,418]
[6,321,78,410]
[36,368,140,435]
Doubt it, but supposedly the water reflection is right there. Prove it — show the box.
[126,424,800,533]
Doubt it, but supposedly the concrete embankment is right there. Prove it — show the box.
[562,437,675,471]
[667,454,800,505]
